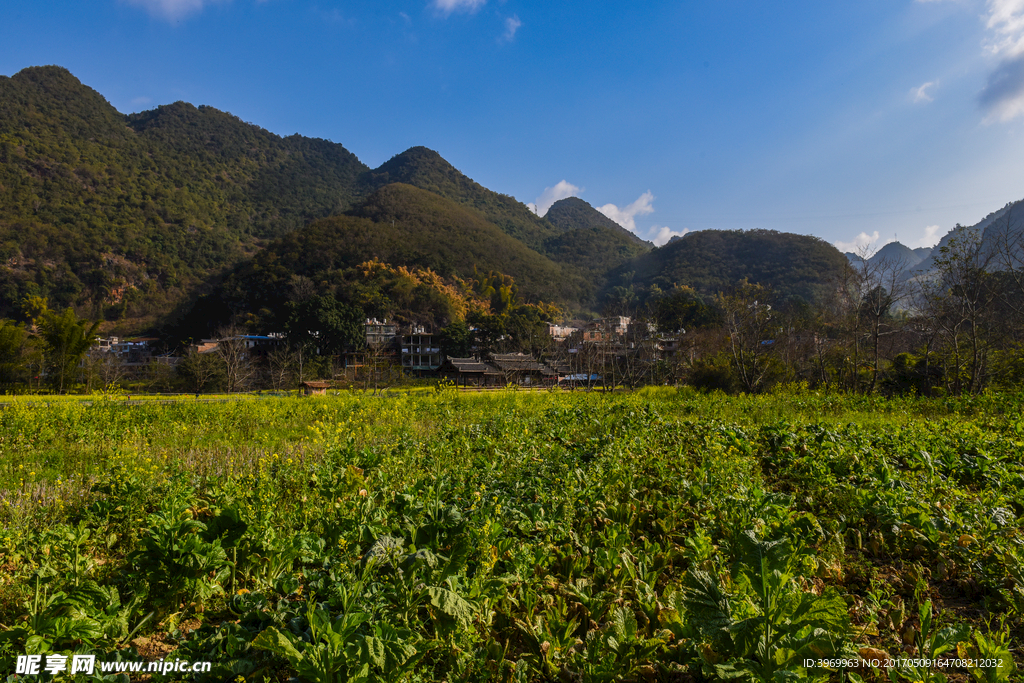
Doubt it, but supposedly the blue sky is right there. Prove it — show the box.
[4,0,1024,250]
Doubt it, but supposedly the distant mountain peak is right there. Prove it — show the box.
[844,240,929,269]
[398,145,445,159]
[546,196,651,248]
[13,64,80,86]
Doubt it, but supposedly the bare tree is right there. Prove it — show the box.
[215,326,255,393]
[922,227,997,394]
[991,204,1024,319]
[266,346,298,391]
[620,315,659,389]
[564,330,602,391]
[84,348,129,392]
[362,340,399,395]
[718,281,778,393]
[178,349,225,393]
[834,244,917,393]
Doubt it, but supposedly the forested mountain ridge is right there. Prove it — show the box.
[908,198,1024,277]
[545,196,650,247]
[608,229,850,305]
[227,182,586,309]
[357,146,560,253]
[0,66,648,329]
[1,65,897,337]
[0,65,372,325]
[541,197,653,290]
[354,149,653,285]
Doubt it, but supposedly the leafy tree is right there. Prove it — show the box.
[438,320,472,357]
[38,307,100,393]
[0,319,28,385]
[654,285,719,332]
[466,312,507,354]
[284,295,362,358]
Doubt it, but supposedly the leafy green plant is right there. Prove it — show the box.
[252,597,425,683]
[126,492,232,611]
[958,623,1016,683]
[685,530,851,681]
[887,600,968,683]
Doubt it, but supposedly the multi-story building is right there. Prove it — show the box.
[547,324,579,341]
[365,319,398,347]
[401,325,441,373]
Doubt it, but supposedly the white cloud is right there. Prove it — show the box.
[911,80,938,103]
[919,0,1024,120]
[501,14,522,42]
[597,191,656,234]
[124,0,226,21]
[834,231,881,254]
[980,53,1024,120]
[650,226,689,246]
[985,0,1024,57]
[527,180,581,216]
[432,0,486,16]
[913,224,943,249]
[978,0,1024,120]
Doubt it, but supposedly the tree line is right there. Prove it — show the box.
[607,223,1024,396]
[0,221,1022,396]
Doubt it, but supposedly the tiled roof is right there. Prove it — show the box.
[443,357,502,374]
[489,353,556,375]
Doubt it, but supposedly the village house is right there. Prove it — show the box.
[437,357,503,387]
[365,318,398,347]
[489,352,557,386]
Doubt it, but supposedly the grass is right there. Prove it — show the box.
[0,387,1021,681]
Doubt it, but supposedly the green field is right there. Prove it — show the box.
[1,388,1022,681]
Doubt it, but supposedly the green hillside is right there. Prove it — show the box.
[0,66,368,324]
[544,196,648,245]
[0,65,859,334]
[611,228,849,304]
[542,197,652,285]
[359,146,561,253]
[218,183,588,327]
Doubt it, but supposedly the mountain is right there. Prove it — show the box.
[212,182,588,332]
[844,241,929,269]
[611,228,849,305]
[345,183,586,302]
[0,64,893,334]
[357,146,560,253]
[544,197,648,245]
[908,198,1024,276]
[0,65,369,325]
[541,197,653,288]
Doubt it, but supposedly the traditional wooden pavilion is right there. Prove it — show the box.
[489,353,558,386]
[437,357,503,387]
[301,380,332,396]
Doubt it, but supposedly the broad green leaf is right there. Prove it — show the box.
[425,586,474,627]
[252,626,304,664]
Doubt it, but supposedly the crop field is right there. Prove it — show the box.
[0,387,1022,682]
